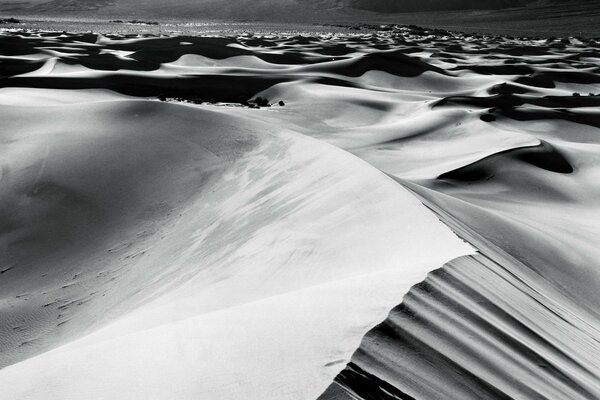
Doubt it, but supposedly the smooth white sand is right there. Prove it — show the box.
[0,90,472,399]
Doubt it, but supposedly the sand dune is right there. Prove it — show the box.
[0,97,470,398]
[1,23,599,399]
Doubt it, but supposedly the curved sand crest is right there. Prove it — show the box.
[280,35,600,400]
[320,253,600,400]
[317,117,600,398]
[112,29,600,400]
[0,93,472,399]
[320,144,600,395]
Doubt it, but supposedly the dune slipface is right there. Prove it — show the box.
[0,25,599,399]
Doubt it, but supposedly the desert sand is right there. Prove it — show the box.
[0,23,599,399]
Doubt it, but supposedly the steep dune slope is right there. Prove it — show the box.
[0,99,259,367]
[0,82,472,398]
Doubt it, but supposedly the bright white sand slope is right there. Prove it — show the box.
[0,90,472,399]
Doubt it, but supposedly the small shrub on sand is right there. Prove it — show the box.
[0,17,20,23]
[253,97,270,107]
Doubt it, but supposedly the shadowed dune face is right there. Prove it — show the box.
[438,141,574,181]
[1,25,600,400]
[1,28,599,101]
[320,253,600,400]
[0,101,259,367]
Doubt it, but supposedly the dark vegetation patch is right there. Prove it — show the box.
[1,74,291,103]
[157,93,284,109]
[111,19,159,25]
[0,17,20,23]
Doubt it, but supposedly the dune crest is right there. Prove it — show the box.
[0,52,472,397]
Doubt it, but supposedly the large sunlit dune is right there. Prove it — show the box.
[0,56,472,397]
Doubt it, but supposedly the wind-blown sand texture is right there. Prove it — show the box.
[1,24,599,399]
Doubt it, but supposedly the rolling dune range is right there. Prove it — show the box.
[1,24,600,399]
